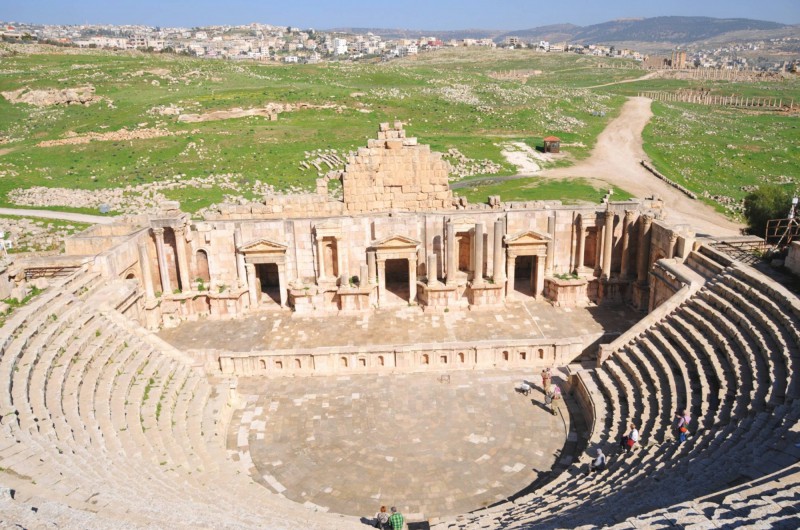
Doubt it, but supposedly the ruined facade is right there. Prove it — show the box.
[62,123,697,374]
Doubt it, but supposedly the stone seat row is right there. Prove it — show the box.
[433,250,800,529]
[1,270,355,529]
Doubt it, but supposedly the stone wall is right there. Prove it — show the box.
[342,122,453,213]
[787,241,800,276]
[209,337,585,376]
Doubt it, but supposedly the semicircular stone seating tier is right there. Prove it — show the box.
[0,268,357,529]
[2,245,800,529]
[431,247,800,530]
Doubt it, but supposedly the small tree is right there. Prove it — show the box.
[743,184,796,238]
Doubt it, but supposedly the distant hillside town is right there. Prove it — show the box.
[1,20,797,71]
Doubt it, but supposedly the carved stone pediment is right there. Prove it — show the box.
[314,219,342,237]
[504,230,551,246]
[370,234,421,250]
[238,238,288,254]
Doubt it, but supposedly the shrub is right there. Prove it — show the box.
[743,185,796,239]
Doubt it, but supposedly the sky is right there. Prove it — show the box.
[2,0,799,29]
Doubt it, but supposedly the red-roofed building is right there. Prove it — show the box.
[543,136,561,153]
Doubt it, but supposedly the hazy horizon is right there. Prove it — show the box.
[3,0,798,30]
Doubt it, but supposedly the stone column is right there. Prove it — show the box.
[152,227,172,294]
[473,222,484,284]
[620,210,635,279]
[446,221,456,285]
[426,253,438,284]
[594,221,604,278]
[234,226,247,288]
[493,220,505,283]
[367,251,377,284]
[137,242,155,300]
[408,256,417,304]
[602,211,614,280]
[668,232,679,259]
[535,254,545,298]
[277,262,288,308]
[245,263,258,307]
[315,235,326,281]
[574,217,586,272]
[336,237,346,281]
[636,214,654,284]
[377,259,386,306]
[545,215,555,275]
[173,225,191,292]
[506,252,516,296]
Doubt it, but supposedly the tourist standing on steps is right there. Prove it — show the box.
[589,449,606,473]
[374,506,390,530]
[676,410,691,443]
[620,423,639,452]
[548,385,562,416]
[541,367,552,394]
[389,506,404,530]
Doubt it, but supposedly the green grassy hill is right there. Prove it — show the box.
[0,44,797,218]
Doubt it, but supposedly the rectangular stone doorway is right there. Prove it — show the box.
[514,255,536,298]
[256,263,281,305]
[384,258,410,305]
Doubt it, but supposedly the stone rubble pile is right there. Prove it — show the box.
[444,148,502,180]
[1,85,108,107]
[0,216,85,254]
[8,173,285,215]
[37,127,185,147]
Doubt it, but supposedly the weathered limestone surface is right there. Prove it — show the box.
[787,241,800,276]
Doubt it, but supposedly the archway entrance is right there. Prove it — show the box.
[385,258,410,305]
[256,263,281,305]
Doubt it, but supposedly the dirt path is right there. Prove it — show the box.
[540,97,741,237]
[0,208,115,225]
[584,71,659,89]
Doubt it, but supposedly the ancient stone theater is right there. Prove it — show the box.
[0,123,798,528]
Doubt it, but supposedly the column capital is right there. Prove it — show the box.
[624,209,636,221]
[152,227,165,237]
[642,213,654,226]
[669,232,679,243]
[173,224,186,235]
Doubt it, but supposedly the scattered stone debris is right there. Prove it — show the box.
[1,85,108,107]
[443,148,502,180]
[36,127,187,147]
[177,102,344,123]
[0,216,86,254]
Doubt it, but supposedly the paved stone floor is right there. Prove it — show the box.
[228,369,575,520]
[160,300,640,353]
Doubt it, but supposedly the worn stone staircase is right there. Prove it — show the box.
[432,246,800,529]
[0,268,357,529]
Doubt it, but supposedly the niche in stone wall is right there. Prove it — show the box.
[196,249,211,283]
[322,237,339,278]
[457,231,472,272]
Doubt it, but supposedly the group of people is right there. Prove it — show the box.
[373,506,404,530]
[588,409,693,475]
[541,367,562,416]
